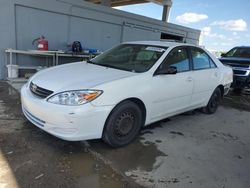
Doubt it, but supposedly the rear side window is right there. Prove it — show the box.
[191,48,210,70]
[191,48,217,70]
[160,47,190,73]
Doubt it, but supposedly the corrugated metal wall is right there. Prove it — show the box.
[0,0,200,79]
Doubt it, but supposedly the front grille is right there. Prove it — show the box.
[30,82,53,98]
[227,63,250,68]
[233,70,247,75]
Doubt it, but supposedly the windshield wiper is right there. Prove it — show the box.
[87,61,118,69]
[101,64,136,72]
[98,64,119,69]
[86,60,96,64]
[87,61,136,72]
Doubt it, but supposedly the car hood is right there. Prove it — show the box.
[219,57,250,65]
[31,62,136,92]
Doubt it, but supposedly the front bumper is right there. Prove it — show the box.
[21,84,113,141]
[231,75,250,89]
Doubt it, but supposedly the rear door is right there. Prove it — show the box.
[189,47,219,107]
[150,46,194,121]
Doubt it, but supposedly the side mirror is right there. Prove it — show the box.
[155,66,177,75]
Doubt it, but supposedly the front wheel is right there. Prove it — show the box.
[202,88,222,114]
[102,101,142,148]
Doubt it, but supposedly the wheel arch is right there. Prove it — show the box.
[217,84,224,97]
[102,97,147,136]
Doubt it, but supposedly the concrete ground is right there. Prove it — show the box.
[1,81,250,188]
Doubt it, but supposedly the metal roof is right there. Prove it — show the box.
[124,40,197,47]
[87,0,168,7]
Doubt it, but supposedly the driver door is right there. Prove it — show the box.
[150,47,194,121]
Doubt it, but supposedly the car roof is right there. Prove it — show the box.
[123,41,197,48]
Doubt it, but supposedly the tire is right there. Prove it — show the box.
[102,101,142,148]
[202,88,222,114]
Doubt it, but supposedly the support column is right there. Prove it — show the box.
[101,0,111,7]
[162,0,172,22]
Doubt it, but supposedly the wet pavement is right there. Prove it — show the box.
[0,82,140,188]
[1,81,250,188]
[223,89,250,111]
[89,89,250,187]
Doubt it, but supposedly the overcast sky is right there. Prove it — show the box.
[114,0,250,52]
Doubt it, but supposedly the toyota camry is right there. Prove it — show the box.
[21,41,233,147]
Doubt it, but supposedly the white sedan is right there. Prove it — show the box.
[21,41,233,147]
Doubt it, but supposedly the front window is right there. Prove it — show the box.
[224,47,250,58]
[89,44,168,73]
[158,47,190,73]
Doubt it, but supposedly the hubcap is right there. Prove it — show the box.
[211,92,220,108]
[114,111,135,137]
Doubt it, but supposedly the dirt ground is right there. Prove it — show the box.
[0,81,250,188]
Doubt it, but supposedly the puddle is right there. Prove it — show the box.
[89,118,171,175]
[57,142,129,188]
[90,137,166,173]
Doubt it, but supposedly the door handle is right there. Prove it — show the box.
[186,77,192,82]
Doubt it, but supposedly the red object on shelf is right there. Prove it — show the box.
[32,36,49,51]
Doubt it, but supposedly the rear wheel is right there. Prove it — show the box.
[202,88,222,114]
[102,101,142,148]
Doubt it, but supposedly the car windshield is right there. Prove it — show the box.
[224,47,250,58]
[89,44,168,73]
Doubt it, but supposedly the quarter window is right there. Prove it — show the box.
[160,47,190,73]
[210,59,217,68]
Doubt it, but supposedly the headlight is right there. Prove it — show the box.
[47,90,103,105]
